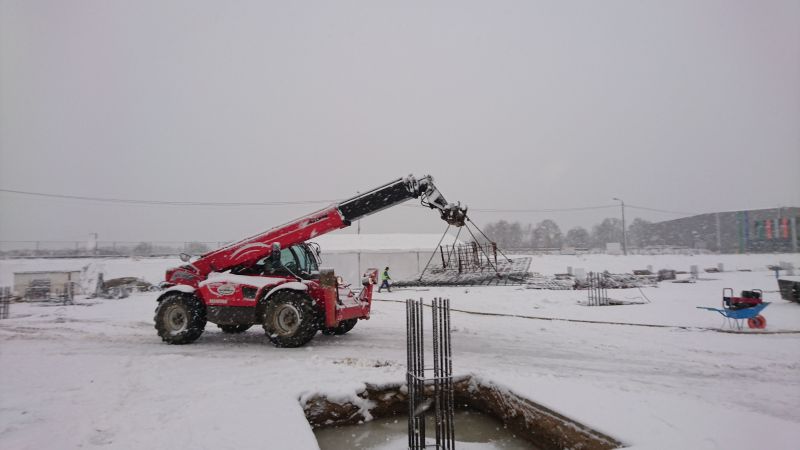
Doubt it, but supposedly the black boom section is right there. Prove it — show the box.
[338,178,417,223]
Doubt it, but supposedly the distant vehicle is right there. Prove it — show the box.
[155,175,467,348]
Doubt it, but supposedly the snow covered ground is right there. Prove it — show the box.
[1,254,799,449]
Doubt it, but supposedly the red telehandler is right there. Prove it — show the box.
[155,175,467,347]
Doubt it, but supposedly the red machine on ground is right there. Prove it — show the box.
[722,288,763,310]
[155,175,467,347]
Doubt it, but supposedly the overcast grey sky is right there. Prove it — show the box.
[1,0,798,243]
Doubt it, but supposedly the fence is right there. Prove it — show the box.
[502,246,714,255]
[15,281,76,304]
[0,241,230,258]
[0,287,10,319]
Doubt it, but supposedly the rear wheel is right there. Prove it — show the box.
[321,318,357,336]
[218,324,253,334]
[263,290,318,348]
[154,293,206,344]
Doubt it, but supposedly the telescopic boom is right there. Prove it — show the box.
[176,175,467,281]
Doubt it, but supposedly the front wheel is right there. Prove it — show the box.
[154,293,206,344]
[263,290,318,348]
[321,318,357,336]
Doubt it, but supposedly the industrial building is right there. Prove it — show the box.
[644,207,799,253]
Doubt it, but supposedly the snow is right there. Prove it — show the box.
[1,253,799,449]
[162,284,196,294]
[265,281,309,298]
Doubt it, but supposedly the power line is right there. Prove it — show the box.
[401,203,620,213]
[1,187,696,216]
[0,188,335,207]
[466,205,619,213]
[626,204,695,216]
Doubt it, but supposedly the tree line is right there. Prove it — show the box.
[481,218,653,250]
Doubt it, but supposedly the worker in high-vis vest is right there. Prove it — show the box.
[378,266,391,293]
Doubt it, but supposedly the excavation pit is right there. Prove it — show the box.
[304,377,623,450]
[314,408,531,449]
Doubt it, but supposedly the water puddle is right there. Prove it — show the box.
[314,409,536,450]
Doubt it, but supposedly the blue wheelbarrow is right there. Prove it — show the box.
[696,302,770,330]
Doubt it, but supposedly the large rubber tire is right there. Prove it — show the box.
[321,318,358,336]
[262,290,318,348]
[154,293,206,344]
[218,324,253,334]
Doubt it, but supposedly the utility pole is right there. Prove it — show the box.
[356,192,361,277]
[613,197,627,255]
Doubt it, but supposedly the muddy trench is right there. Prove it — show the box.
[302,376,623,450]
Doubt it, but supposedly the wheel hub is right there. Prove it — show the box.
[273,304,301,335]
[165,305,189,333]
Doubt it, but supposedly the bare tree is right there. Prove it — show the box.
[627,218,653,248]
[564,226,591,248]
[531,219,563,249]
[591,218,623,248]
[483,220,526,249]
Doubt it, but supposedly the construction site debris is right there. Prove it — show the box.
[574,272,658,290]
[525,273,574,290]
[658,269,676,281]
[91,275,156,299]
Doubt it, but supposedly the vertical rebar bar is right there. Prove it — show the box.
[406,300,414,449]
[601,274,607,305]
[446,297,455,449]
[433,298,441,447]
[418,300,424,448]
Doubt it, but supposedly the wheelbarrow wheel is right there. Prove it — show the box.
[747,315,766,329]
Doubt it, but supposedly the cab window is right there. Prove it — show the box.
[304,246,319,272]
[292,245,319,273]
[280,248,298,271]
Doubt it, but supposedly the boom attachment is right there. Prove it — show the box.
[338,175,467,226]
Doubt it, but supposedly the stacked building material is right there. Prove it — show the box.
[525,273,575,290]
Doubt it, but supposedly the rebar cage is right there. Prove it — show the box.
[439,242,498,273]
[406,298,455,449]
[586,272,610,306]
